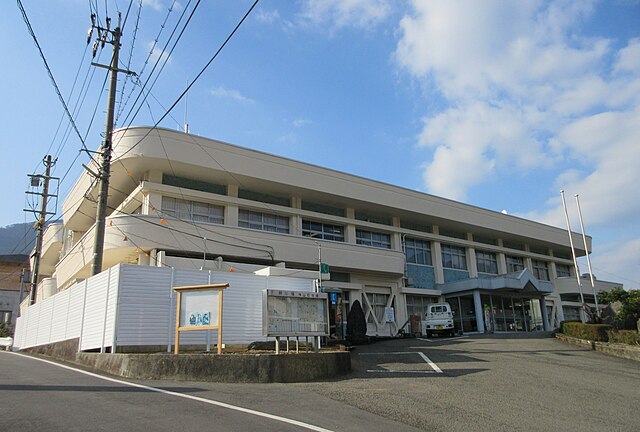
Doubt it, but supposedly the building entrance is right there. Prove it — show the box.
[327,291,349,340]
[480,294,545,332]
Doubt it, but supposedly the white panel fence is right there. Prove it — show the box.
[14,264,314,352]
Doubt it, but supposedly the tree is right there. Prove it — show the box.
[346,299,368,344]
[0,322,12,338]
[598,287,640,328]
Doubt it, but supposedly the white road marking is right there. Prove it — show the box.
[416,338,434,342]
[416,352,443,373]
[5,351,333,432]
[366,370,438,374]
[359,351,443,374]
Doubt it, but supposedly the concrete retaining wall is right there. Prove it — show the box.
[555,333,640,362]
[74,351,351,383]
[23,339,351,383]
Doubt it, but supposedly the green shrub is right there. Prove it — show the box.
[607,329,640,346]
[561,322,611,342]
[559,320,581,334]
[0,323,12,338]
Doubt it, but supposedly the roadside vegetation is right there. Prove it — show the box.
[559,288,640,346]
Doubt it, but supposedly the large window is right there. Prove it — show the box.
[302,220,344,242]
[162,174,227,195]
[239,209,289,233]
[406,295,433,318]
[366,293,389,323]
[356,229,391,249]
[355,211,392,226]
[238,189,290,207]
[405,238,432,266]
[441,245,467,270]
[532,260,550,281]
[506,255,524,273]
[0,311,11,324]
[301,201,345,217]
[162,196,224,224]
[556,264,571,278]
[476,250,498,274]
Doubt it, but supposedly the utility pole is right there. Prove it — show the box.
[88,13,135,276]
[25,155,57,305]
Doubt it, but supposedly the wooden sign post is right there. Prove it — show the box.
[173,283,228,355]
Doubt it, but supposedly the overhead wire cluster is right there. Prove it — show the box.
[13,0,272,273]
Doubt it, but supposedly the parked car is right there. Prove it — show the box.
[423,303,455,337]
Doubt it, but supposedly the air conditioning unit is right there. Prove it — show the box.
[403,277,414,287]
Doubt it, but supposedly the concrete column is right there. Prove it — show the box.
[473,290,485,333]
[290,197,302,236]
[226,184,239,226]
[540,297,551,331]
[548,249,558,280]
[523,244,533,272]
[227,184,238,198]
[496,239,507,274]
[144,191,163,215]
[466,233,477,278]
[432,226,444,284]
[433,245,444,284]
[226,205,239,227]
[345,208,356,244]
[391,216,402,251]
[524,257,533,272]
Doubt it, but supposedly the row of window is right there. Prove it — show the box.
[159,197,569,279]
[161,175,573,259]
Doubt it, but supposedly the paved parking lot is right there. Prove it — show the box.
[298,334,640,432]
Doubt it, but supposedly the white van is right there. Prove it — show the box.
[423,303,455,337]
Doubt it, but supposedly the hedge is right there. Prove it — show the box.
[560,321,611,342]
[607,330,640,346]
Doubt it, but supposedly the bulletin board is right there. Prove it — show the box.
[263,289,329,337]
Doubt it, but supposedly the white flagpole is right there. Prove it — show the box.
[575,194,600,318]
[560,191,586,315]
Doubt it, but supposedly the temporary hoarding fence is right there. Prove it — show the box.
[13,264,314,352]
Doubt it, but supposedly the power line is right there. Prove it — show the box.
[113,0,261,163]
[116,0,179,124]
[17,0,92,158]
[117,0,198,128]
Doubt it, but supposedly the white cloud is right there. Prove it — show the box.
[614,38,640,73]
[142,0,163,12]
[293,118,311,127]
[419,101,548,200]
[395,0,640,216]
[210,86,255,104]
[147,41,171,64]
[298,0,391,32]
[589,238,640,290]
[256,9,280,24]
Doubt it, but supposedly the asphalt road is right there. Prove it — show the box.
[1,335,638,432]
[299,335,640,432]
[0,351,420,432]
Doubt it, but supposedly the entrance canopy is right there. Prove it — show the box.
[438,269,554,296]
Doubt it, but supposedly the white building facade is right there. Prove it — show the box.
[35,127,619,338]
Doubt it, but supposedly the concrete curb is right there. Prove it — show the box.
[75,351,352,383]
[23,339,352,383]
[555,333,640,362]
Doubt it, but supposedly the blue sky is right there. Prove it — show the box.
[1,0,639,289]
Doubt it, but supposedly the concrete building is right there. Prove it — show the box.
[0,255,29,329]
[35,127,619,338]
